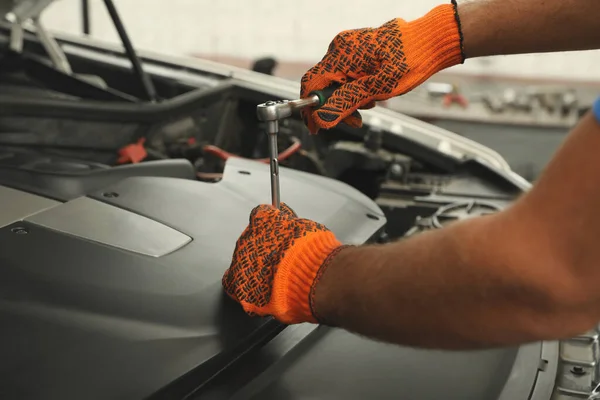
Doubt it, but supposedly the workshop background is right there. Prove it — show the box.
[41,0,600,181]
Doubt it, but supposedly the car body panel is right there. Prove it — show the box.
[0,158,384,400]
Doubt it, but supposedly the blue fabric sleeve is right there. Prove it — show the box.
[594,96,600,123]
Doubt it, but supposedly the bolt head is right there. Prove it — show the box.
[390,164,404,176]
[571,366,586,376]
[11,227,29,235]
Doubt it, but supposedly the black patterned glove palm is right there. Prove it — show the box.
[222,203,345,324]
[300,2,465,134]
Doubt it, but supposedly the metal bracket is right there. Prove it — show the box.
[4,0,73,74]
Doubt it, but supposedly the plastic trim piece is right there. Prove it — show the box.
[530,341,560,400]
[0,184,60,228]
[0,185,61,228]
[496,342,546,400]
[25,196,192,257]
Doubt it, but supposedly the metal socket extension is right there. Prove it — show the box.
[256,96,321,208]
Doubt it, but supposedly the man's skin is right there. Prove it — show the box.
[459,0,600,58]
[311,0,600,350]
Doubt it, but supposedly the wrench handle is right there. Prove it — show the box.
[309,82,342,108]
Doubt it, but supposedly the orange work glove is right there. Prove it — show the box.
[222,203,347,324]
[300,0,465,134]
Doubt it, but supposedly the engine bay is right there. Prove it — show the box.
[0,26,524,241]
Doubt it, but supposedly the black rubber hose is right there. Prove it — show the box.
[103,0,158,102]
[82,0,90,35]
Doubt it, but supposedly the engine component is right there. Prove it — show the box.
[202,137,301,165]
[431,200,501,228]
[0,149,196,201]
[324,141,390,178]
[364,124,384,152]
[386,154,413,184]
[553,326,600,399]
[0,156,385,400]
[405,200,502,237]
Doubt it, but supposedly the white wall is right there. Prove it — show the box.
[41,0,600,82]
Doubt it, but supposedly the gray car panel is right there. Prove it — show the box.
[0,158,385,399]
[0,184,60,228]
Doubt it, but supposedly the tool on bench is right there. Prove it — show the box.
[256,84,339,209]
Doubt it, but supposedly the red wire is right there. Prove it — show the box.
[203,140,302,164]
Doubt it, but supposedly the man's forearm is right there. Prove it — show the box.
[313,215,590,349]
[457,0,600,58]
[313,111,600,350]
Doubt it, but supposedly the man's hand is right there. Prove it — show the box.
[300,0,600,135]
[222,203,345,324]
[224,0,600,351]
[300,2,464,134]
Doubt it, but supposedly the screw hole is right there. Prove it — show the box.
[238,170,251,175]
[11,227,29,235]
[103,192,119,198]
[571,366,586,376]
[366,213,380,221]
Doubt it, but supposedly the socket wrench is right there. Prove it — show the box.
[256,85,338,208]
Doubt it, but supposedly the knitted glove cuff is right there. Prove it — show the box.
[401,1,465,76]
[272,231,343,324]
[451,0,467,63]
